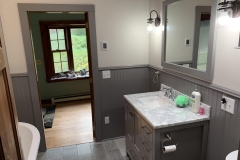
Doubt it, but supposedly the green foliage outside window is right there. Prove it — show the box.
[49,28,89,73]
[71,28,89,71]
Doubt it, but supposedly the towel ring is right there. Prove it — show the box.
[153,71,160,83]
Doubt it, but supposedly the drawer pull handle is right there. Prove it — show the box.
[142,126,151,134]
[142,142,150,151]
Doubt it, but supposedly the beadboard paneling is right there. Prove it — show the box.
[11,75,35,125]
[99,67,148,140]
[11,67,149,145]
[149,67,240,160]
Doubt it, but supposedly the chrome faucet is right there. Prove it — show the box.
[161,86,175,100]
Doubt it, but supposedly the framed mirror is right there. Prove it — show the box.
[161,0,217,81]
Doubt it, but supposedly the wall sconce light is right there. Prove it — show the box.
[218,0,240,49]
[147,10,161,32]
[218,0,240,18]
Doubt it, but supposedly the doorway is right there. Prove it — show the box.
[18,4,102,151]
[28,12,94,148]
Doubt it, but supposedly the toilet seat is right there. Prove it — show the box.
[226,150,238,160]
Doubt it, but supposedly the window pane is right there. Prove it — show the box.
[62,62,69,72]
[57,29,65,39]
[53,52,61,62]
[61,52,68,61]
[51,40,58,51]
[54,63,62,73]
[49,29,57,40]
[70,28,89,71]
[58,40,66,50]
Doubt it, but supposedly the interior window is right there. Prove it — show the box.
[40,21,89,82]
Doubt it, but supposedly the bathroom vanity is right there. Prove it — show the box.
[124,91,210,160]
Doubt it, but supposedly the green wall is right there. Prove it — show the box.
[28,13,90,100]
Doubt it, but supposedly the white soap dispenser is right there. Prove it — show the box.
[191,85,201,113]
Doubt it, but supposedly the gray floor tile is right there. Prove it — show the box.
[37,152,47,160]
[114,138,126,156]
[92,152,109,160]
[78,153,93,160]
[63,147,77,158]
[47,147,63,160]
[77,143,91,155]
[106,149,124,160]
[103,140,117,150]
[122,155,129,160]
[63,155,78,160]
[90,143,105,154]
[64,145,77,150]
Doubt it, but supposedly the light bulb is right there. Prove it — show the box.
[155,26,161,34]
[218,16,231,25]
[147,23,154,32]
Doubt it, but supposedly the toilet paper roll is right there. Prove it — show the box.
[163,145,177,154]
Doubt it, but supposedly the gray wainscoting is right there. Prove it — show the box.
[10,67,148,148]
[11,66,240,159]
[99,67,148,140]
[11,74,35,125]
[149,67,240,160]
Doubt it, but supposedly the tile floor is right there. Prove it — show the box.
[37,137,129,160]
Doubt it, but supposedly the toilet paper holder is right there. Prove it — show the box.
[162,134,178,153]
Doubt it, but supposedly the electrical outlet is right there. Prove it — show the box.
[221,96,235,114]
[102,70,111,79]
[105,117,109,124]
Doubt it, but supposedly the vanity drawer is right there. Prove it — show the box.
[126,136,141,160]
[141,118,153,145]
[141,135,153,160]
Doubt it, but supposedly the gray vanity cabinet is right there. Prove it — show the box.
[125,104,143,159]
[125,101,209,160]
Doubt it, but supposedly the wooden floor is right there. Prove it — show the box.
[44,99,94,149]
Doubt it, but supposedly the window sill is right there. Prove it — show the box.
[47,75,89,83]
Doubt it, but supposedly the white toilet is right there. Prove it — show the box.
[226,150,238,160]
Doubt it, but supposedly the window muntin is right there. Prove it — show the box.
[40,21,90,82]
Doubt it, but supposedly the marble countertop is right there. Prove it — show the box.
[124,91,210,129]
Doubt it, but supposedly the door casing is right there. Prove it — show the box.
[18,4,102,151]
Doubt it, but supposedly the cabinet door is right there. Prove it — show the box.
[134,111,142,152]
[126,105,134,143]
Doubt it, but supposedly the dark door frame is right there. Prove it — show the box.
[18,4,102,152]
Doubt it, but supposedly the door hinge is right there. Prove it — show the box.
[93,125,96,131]
[89,78,93,83]
[86,22,89,28]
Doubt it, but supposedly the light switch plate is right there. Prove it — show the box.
[102,70,111,79]
[102,41,108,51]
[221,95,235,114]
[105,117,109,124]
[185,38,191,46]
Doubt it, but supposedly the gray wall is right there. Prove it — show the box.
[11,66,148,143]
[99,67,148,139]
[11,74,35,125]
[12,66,240,159]
[149,67,240,160]
[28,12,90,100]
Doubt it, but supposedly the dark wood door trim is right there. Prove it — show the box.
[0,137,5,160]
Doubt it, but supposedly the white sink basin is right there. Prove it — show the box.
[138,95,173,109]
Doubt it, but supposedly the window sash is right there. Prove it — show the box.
[40,20,89,82]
